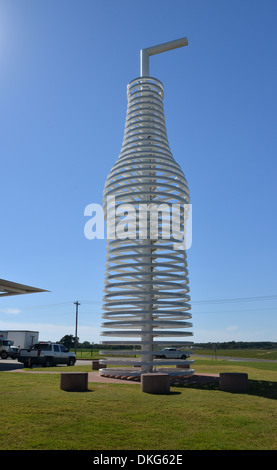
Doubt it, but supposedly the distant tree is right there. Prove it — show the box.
[59,334,76,350]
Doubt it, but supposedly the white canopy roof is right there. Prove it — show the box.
[0,279,48,298]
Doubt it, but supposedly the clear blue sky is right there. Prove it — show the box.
[1,0,277,344]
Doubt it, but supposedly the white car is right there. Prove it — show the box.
[154,347,190,359]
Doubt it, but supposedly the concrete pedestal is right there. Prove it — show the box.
[60,372,88,391]
[92,360,106,370]
[141,373,170,394]
[220,373,248,392]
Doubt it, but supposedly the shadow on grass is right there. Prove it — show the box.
[61,389,94,393]
[176,380,277,400]
[0,363,24,372]
[247,380,277,400]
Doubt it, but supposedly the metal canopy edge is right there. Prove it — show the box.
[0,279,49,297]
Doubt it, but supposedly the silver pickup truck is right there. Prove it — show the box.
[18,342,76,367]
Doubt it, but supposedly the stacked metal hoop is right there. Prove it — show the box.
[100,77,193,376]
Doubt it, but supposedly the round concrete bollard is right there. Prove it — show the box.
[92,360,106,370]
[141,373,170,394]
[60,372,88,392]
[219,373,248,392]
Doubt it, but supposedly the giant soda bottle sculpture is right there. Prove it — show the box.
[100,38,193,377]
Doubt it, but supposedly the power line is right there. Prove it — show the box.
[0,301,74,311]
[191,295,277,305]
[193,307,277,315]
[1,294,277,312]
[81,294,277,306]
[5,306,275,320]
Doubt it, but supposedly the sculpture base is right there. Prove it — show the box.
[99,367,194,378]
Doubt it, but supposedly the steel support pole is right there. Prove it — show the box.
[140,37,188,77]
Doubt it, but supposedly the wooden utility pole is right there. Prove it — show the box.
[74,301,80,355]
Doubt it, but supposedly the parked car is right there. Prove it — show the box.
[154,347,190,359]
[18,342,76,367]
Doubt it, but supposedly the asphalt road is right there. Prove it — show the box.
[0,359,24,371]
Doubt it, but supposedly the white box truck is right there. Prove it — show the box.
[7,331,39,349]
[0,331,19,359]
[0,330,39,359]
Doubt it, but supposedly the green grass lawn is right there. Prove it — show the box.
[0,358,276,450]
[193,348,277,360]
[73,349,101,359]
